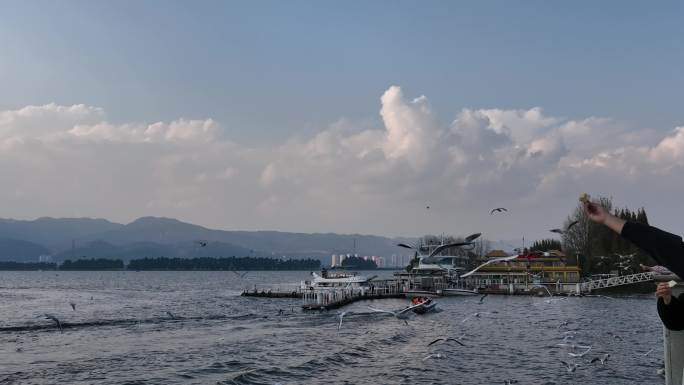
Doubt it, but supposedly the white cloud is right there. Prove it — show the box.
[1,89,683,239]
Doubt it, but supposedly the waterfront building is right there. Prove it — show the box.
[469,249,581,286]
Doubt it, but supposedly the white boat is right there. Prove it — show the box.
[300,268,375,290]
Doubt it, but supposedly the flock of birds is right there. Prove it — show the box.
[334,292,665,381]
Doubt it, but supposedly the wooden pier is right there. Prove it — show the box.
[301,286,404,311]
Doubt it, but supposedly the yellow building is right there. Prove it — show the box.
[472,249,581,284]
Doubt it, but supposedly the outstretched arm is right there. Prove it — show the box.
[583,200,684,278]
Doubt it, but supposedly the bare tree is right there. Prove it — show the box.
[562,196,613,276]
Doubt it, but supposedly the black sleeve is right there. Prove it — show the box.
[621,221,684,278]
[658,295,684,331]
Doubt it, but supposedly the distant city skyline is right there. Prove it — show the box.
[1,1,683,240]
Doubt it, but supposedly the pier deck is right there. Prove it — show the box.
[301,286,405,310]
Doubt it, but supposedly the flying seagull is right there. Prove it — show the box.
[557,343,591,350]
[550,220,579,235]
[39,314,63,333]
[643,348,654,357]
[560,360,579,373]
[337,311,347,331]
[69,302,76,311]
[194,240,208,247]
[568,347,592,358]
[366,304,423,325]
[232,270,249,279]
[490,207,507,215]
[427,337,466,347]
[465,233,482,242]
[422,241,473,263]
[591,354,610,365]
[478,294,488,304]
[460,254,520,278]
[460,312,490,323]
[422,353,445,361]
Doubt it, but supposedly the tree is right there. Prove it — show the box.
[530,239,562,252]
[562,196,653,276]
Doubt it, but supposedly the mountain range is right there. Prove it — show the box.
[0,216,417,263]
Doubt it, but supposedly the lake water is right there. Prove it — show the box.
[0,271,666,384]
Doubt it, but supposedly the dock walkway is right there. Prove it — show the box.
[301,285,404,310]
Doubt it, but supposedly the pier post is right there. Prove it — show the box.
[665,280,684,385]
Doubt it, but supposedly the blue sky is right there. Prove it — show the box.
[1,1,684,239]
[2,1,682,142]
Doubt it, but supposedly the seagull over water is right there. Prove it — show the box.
[427,337,466,347]
[423,353,445,361]
[478,294,488,304]
[568,347,592,358]
[232,270,249,279]
[39,314,63,333]
[490,207,507,215]
[591,354,610,365]
[461,254,520,278]
[337,311,347,331]
[69,302,76,311]
[367,304,423,324]
[560,360,579,373]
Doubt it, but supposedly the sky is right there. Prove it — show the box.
[0,1,683,241]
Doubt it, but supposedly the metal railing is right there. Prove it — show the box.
[580,271,656,292]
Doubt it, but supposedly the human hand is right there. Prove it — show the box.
[656,282,673,305]
[583,201,609,224]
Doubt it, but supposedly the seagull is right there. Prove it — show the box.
[478,294,488,304]
[232,270,249,278]
[166,311,177,319]
[460,254,520,278]
[643,348,654,356]
[427,337,466,347]
[337,311,347,331]
[465,233,482,242]
[490,207,507,215]
[556,343,591,350]
[194,240,208,247]
[568,347,592,358]
[422,241,474,263]
[69,302,76,311]
[558,320,570,328]
[461,312,488,323]
[367,303,422,319]
[591,354,610,365]
[550,221,579,235]
[39,314,63,333]
[423,353,445,361]
[560,360,579,373]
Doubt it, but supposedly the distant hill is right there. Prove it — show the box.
[0,216,416,263]
[0,238,51,262]
[55,239,253,262]
[80,216,409,259]
[0,217,122,250]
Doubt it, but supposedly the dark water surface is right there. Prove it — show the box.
[0,271,665,384]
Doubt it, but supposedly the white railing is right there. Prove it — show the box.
[301,285,402,308]
[580,271,656,292]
